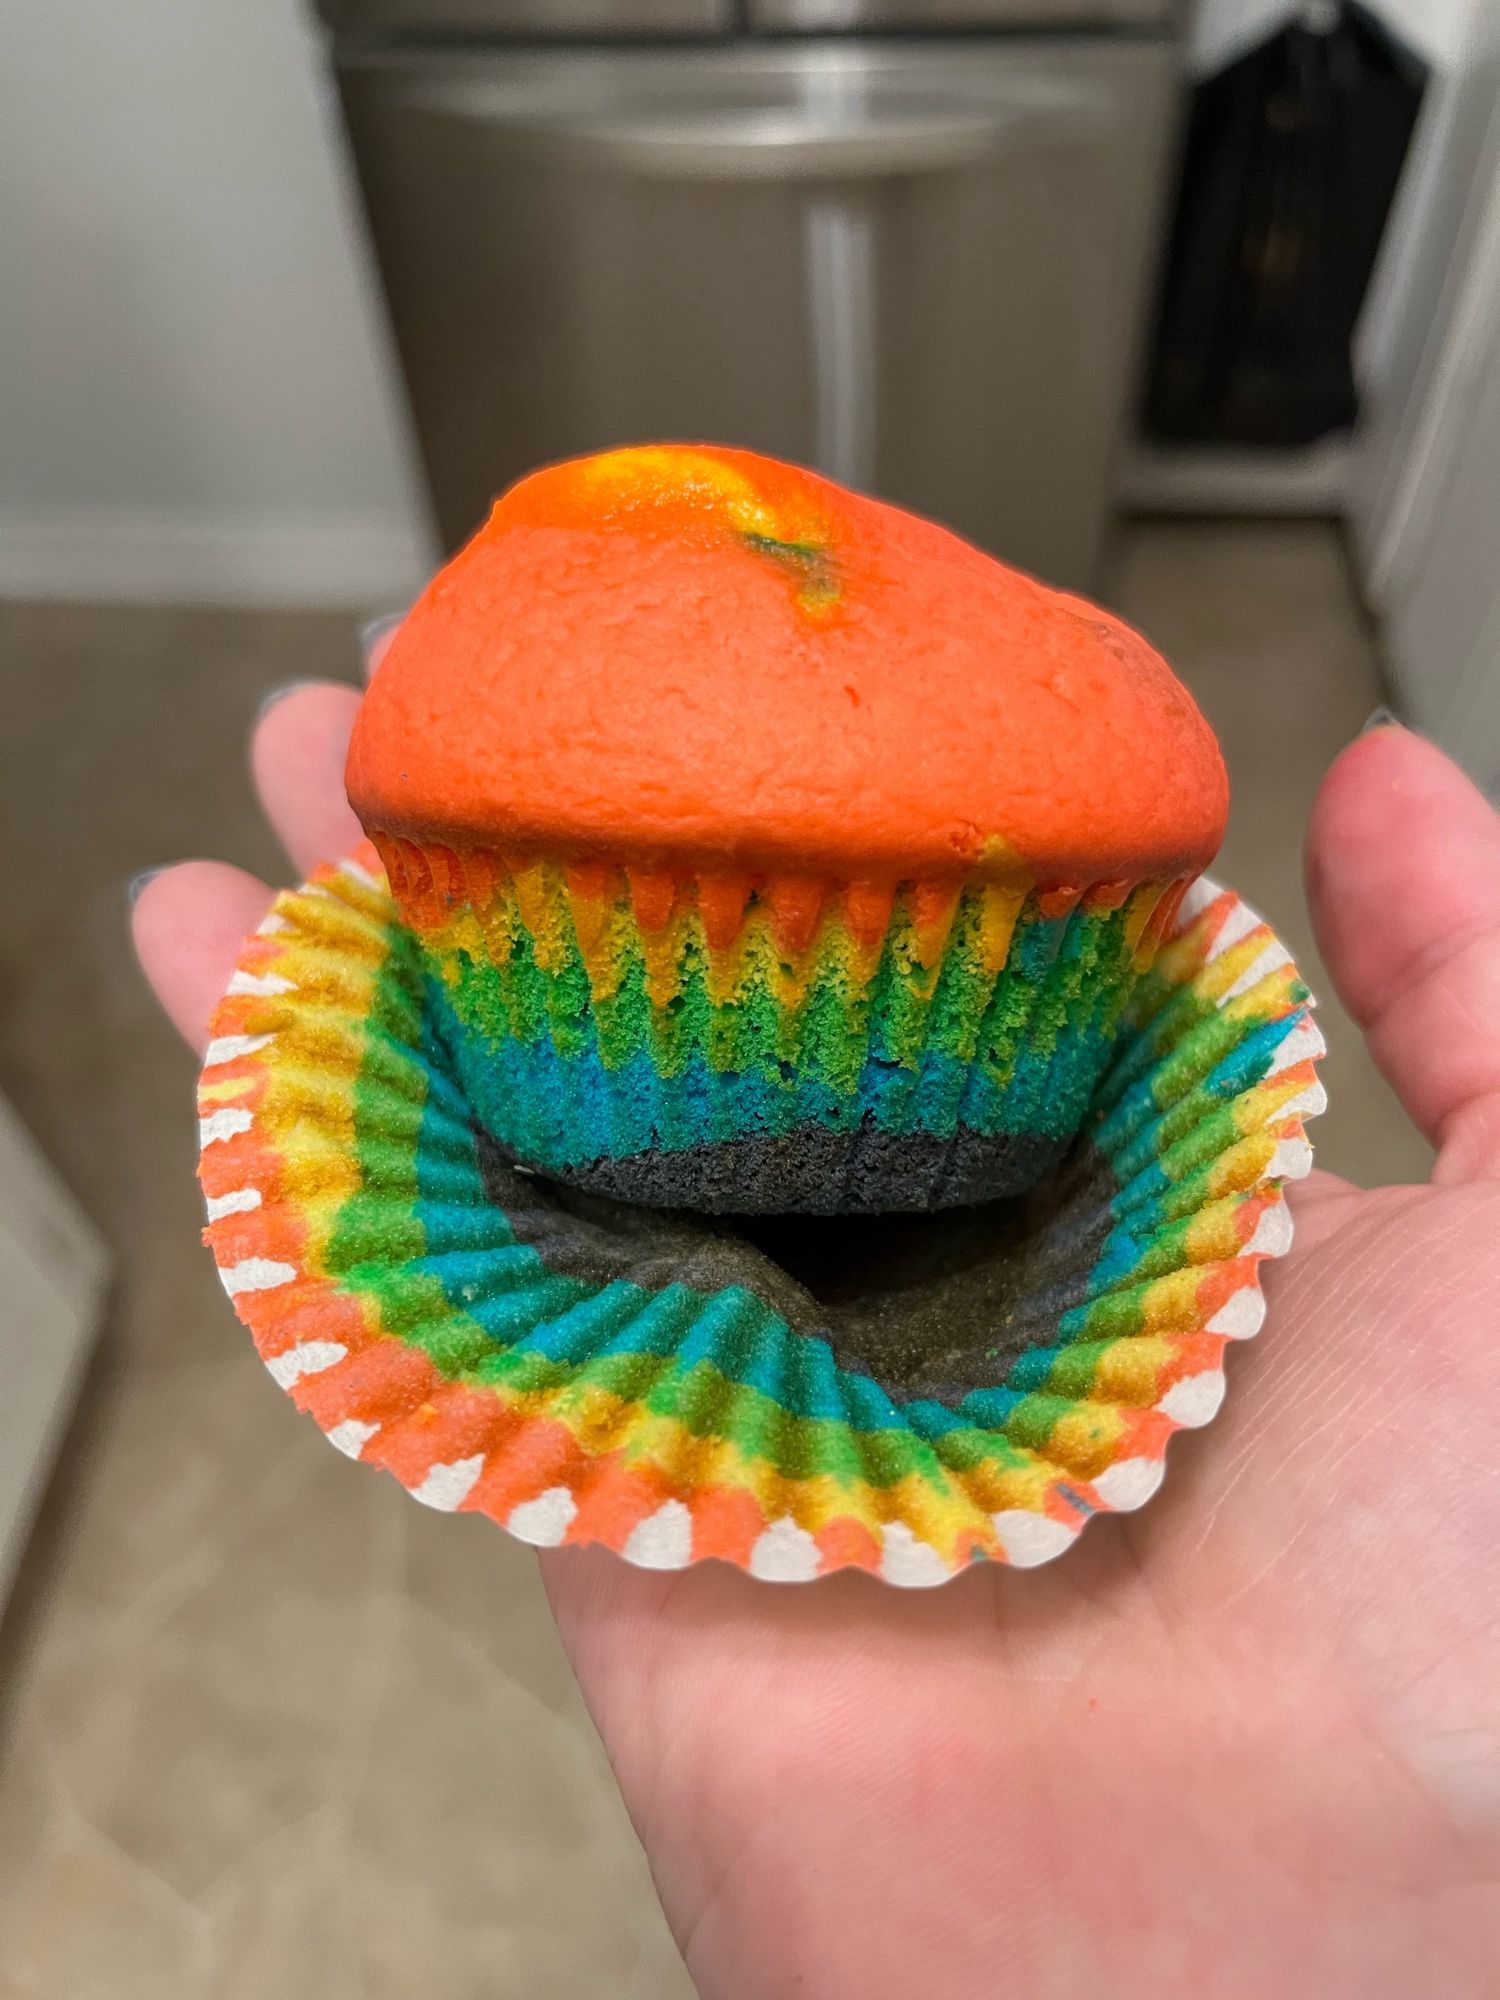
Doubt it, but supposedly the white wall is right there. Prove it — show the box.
[1364,0,1477,67]
[1189,0,1472,75]
[0,0,434,607]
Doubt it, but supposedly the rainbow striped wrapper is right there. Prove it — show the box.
[195,848,1324,1585]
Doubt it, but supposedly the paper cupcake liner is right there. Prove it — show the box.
[367,832,1191,1212]
[197,845,1324,1585]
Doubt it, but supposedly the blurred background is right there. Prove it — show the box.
[1,1,1496,1992]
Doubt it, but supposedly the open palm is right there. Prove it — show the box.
[135,691,1500,1998]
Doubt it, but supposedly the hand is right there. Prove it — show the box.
[134,691,1500,1999]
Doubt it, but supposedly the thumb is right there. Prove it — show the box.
[1306,721,1500,1183]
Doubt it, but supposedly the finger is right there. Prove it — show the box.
[131,862,275,1055]
[360,610,405,681]
[252,681,363,875]
[1306,723,1500,1182]
[1285,1166,1360,1253]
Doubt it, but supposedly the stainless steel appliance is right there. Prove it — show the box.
[322,2,1181,590]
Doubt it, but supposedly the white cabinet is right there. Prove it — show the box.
[0,1092,108,1612]
[1359,96,1500,789]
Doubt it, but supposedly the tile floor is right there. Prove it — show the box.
[0,522,1432,1998]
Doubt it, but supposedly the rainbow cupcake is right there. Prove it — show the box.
[346,445,1226,1213]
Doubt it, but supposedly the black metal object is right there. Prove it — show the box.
[1143,3,1425,448]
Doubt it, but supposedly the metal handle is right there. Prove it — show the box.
[558,106,1024,181]
[424,85,1100,181]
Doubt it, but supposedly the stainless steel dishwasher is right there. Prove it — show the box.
[321,0,1182,590]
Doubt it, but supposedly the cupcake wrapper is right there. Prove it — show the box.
[370,834,1190,1213]
[197,847,1324,1585]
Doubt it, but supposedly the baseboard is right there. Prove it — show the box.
[1118,436,1353,516]
[0,503,437,610]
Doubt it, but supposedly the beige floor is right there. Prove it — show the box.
[0,522,1431,1999]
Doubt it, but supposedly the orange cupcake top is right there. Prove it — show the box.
[347,445,1226,887]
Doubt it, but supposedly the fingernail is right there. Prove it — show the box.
[360,610,405,660]
[1361,705,1402,735]
[127,867,164,909]
[257,680,319,722]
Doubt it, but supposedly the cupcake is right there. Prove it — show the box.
[346,444,1226,1214]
